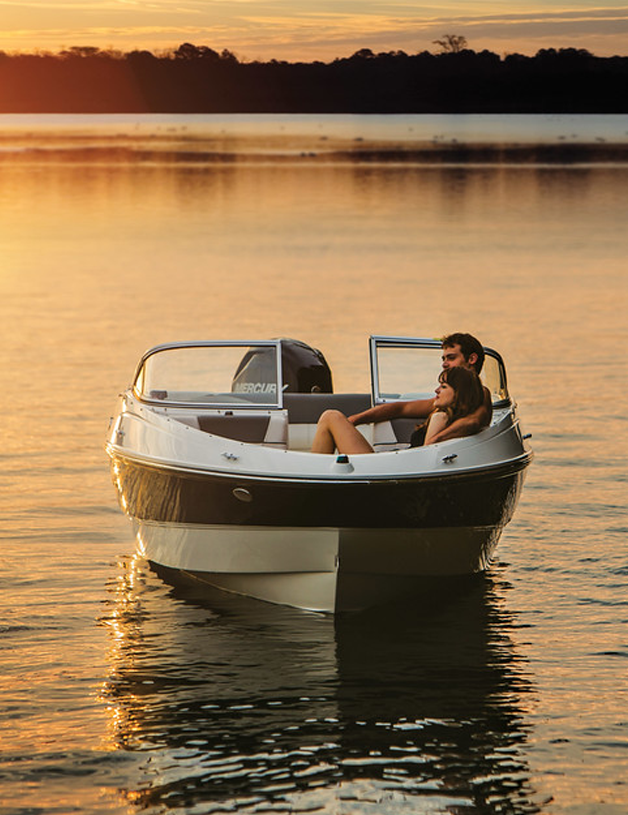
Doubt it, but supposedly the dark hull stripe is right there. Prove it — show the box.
[110,454,529,530]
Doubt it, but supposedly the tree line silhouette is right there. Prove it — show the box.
[1,42,627,112]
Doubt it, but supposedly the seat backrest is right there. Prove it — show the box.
[283,393,371,424]
[198,414,271,442]
[390,417,418,444]
[194,410,288,447]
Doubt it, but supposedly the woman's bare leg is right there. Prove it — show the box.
[310,410,374,454]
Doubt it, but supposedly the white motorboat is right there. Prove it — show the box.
[106,336,532,612]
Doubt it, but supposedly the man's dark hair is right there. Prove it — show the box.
[441,332,485,374]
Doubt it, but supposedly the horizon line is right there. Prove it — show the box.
[1,42,624,61]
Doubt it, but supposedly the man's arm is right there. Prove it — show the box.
[427,387,493,444]
[349,397,435,426]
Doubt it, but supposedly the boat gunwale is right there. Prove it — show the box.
[106,443,533,486]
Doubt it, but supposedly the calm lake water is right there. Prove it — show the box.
[1,114,627,815]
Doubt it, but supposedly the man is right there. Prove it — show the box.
[310,332,492,454]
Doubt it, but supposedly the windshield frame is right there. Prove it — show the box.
[132,340,285,409]
[369,335,511,408]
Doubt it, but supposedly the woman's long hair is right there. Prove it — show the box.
[439,366,485,423]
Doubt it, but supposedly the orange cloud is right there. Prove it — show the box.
[0,3,627,58]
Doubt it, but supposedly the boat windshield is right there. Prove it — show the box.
[134,341,283,408]
[370,337,510,406]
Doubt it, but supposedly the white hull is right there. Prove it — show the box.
[134,520,502,612]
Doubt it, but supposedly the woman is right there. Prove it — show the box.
[310,365,485,454]
[418,365,486,446]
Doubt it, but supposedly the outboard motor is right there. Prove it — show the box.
[232,339,333,395]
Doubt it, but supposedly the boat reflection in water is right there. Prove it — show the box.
[100,556,542,814]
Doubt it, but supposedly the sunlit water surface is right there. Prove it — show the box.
[1,114,627,815]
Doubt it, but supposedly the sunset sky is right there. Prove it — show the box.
[1,1,627,60]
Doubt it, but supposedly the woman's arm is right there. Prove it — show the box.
[424,411,449,445]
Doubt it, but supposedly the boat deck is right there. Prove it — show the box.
[161,392,419,452]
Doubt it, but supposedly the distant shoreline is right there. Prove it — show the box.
[1,46,628,114]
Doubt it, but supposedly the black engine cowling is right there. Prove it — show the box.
[232,339,333,395]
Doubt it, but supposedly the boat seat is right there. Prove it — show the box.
[196,411,288,446]
[283,393,371,450]
[283,393,371,423]
[391,418,418,444]
[370,418,415,451]
[191,396,412,450]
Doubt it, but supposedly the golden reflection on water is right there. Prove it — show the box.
[99,554,147,754]
[1,122,627,814]
[2,152,625,366]
[98,552,540,813]
[1,145,625,500]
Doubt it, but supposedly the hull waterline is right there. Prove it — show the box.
[134,519,506,612]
